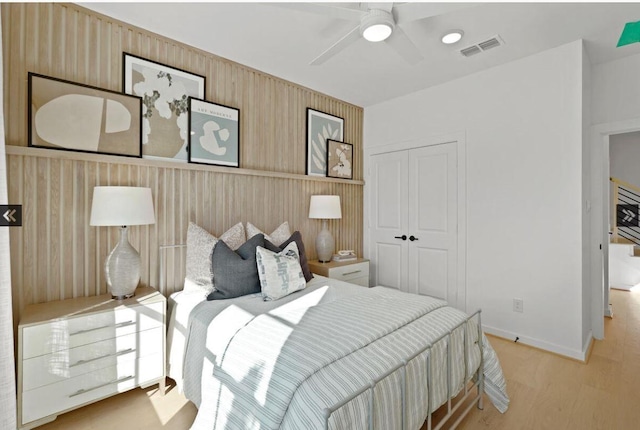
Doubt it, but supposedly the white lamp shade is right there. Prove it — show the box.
[90,186,156,226]
[309,195,342,219]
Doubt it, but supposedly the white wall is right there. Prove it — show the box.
[593,52,640,125]
[364,40,589,359]
[610,131,640,186]
[582,43,592,349]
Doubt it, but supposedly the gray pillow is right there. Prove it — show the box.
[207,234,265,300]
[265,231,314,282]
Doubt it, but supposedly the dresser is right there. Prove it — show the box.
[307,258,370,287]
[17,286,166,429]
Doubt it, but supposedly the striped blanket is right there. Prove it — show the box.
[181,279,508,429]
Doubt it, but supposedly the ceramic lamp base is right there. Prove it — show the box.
[315,219,335,263]
[105,226,140,300]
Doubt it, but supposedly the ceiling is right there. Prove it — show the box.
[81,2,640,107]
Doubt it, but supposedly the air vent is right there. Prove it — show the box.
[478,37,501,51]
[460,35,504,57]
[460,45,481,57]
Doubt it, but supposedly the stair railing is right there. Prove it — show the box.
[610,177,640,246]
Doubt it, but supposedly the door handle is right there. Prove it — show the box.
[394,235,407,241]
[409,235,419,241]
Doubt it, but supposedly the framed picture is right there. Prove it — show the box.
[188,98,240,167]
[306,108,344,176]
[326,139,353,179]
[123,53,206,162]
[28,73,142,157]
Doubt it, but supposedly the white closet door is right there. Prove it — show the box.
[370,150,409,290]
[407,143,458,305]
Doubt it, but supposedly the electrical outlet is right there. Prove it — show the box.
[513,298,524,313]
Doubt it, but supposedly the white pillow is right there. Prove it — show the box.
[246,221,291,247]
[184,222,217,297]
[183,222,247,297]
[220,222,247,251]
[256,241,306,301]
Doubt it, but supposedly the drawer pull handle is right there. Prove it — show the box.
[68,375,134,398]
[69,348,135,368]
[342,270,362,276]
[70,320,135,336]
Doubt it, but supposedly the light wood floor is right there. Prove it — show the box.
[38,288,640,430]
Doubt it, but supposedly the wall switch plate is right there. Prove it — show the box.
[513,298,524,313]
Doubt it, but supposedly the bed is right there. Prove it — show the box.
[161,224,509,430]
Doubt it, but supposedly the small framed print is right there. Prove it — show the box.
[326,139,353,179]
[306,108,344,176]
[188,98,240,168]
[28,73,142,157]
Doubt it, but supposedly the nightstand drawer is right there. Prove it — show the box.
[22,353,163,425]
[330,261,369,282]
[22,301,164,359]
[22,326,163,391]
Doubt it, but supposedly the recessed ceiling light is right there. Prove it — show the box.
[442,30,464,45]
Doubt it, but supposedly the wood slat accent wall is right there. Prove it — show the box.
[2,3,364,327]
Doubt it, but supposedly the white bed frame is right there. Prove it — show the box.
[158,244,484,430]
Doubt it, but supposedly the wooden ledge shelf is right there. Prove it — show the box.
[5,145,365,186]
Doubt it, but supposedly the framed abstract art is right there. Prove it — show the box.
[28,73,142,157]
[306,108,344,176]
[123,53,205,162]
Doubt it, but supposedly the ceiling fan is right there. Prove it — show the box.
[282,2,469,65]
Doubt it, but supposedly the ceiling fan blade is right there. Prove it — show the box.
[393,2,474,25]
[372,3,394,13]
[274,2,365,22]
[310,25,361,65]
[385,26,423,65]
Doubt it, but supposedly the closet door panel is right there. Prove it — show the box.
[370,151,408,290]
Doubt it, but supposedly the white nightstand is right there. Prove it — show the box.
[308,258,370,287]
[17,286,166,430]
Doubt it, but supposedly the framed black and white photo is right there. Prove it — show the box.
[306,108,344,176]
[326,139,353,179]
[123,53,205,162]
[188,98,240,168]
[28,73,142,157]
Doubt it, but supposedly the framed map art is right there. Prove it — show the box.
[123,53,206,162]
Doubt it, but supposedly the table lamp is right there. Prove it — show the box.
[90,186,155,299]
[308,195,342,262]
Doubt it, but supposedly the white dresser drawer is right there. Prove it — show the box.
[22,353,163,425]
[348,276,369,287]
[22,326,163,391]
[330,261,369,283]
[22,301,164,359]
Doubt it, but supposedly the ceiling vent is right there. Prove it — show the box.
[460,35,504,57]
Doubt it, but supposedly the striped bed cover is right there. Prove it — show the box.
[182,281,509,429]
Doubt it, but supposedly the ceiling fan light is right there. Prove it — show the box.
[363,24,393,42]
[442,30,464,45]
[360,9,395,42]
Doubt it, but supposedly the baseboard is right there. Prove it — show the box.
[483,325,589,362]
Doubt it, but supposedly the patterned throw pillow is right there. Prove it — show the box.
[220,222,247,251]
[256,241,306,301]
[264,231,314,282]
[184,222,218,297]
[184,222,247,297]
[246,221,291,247]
